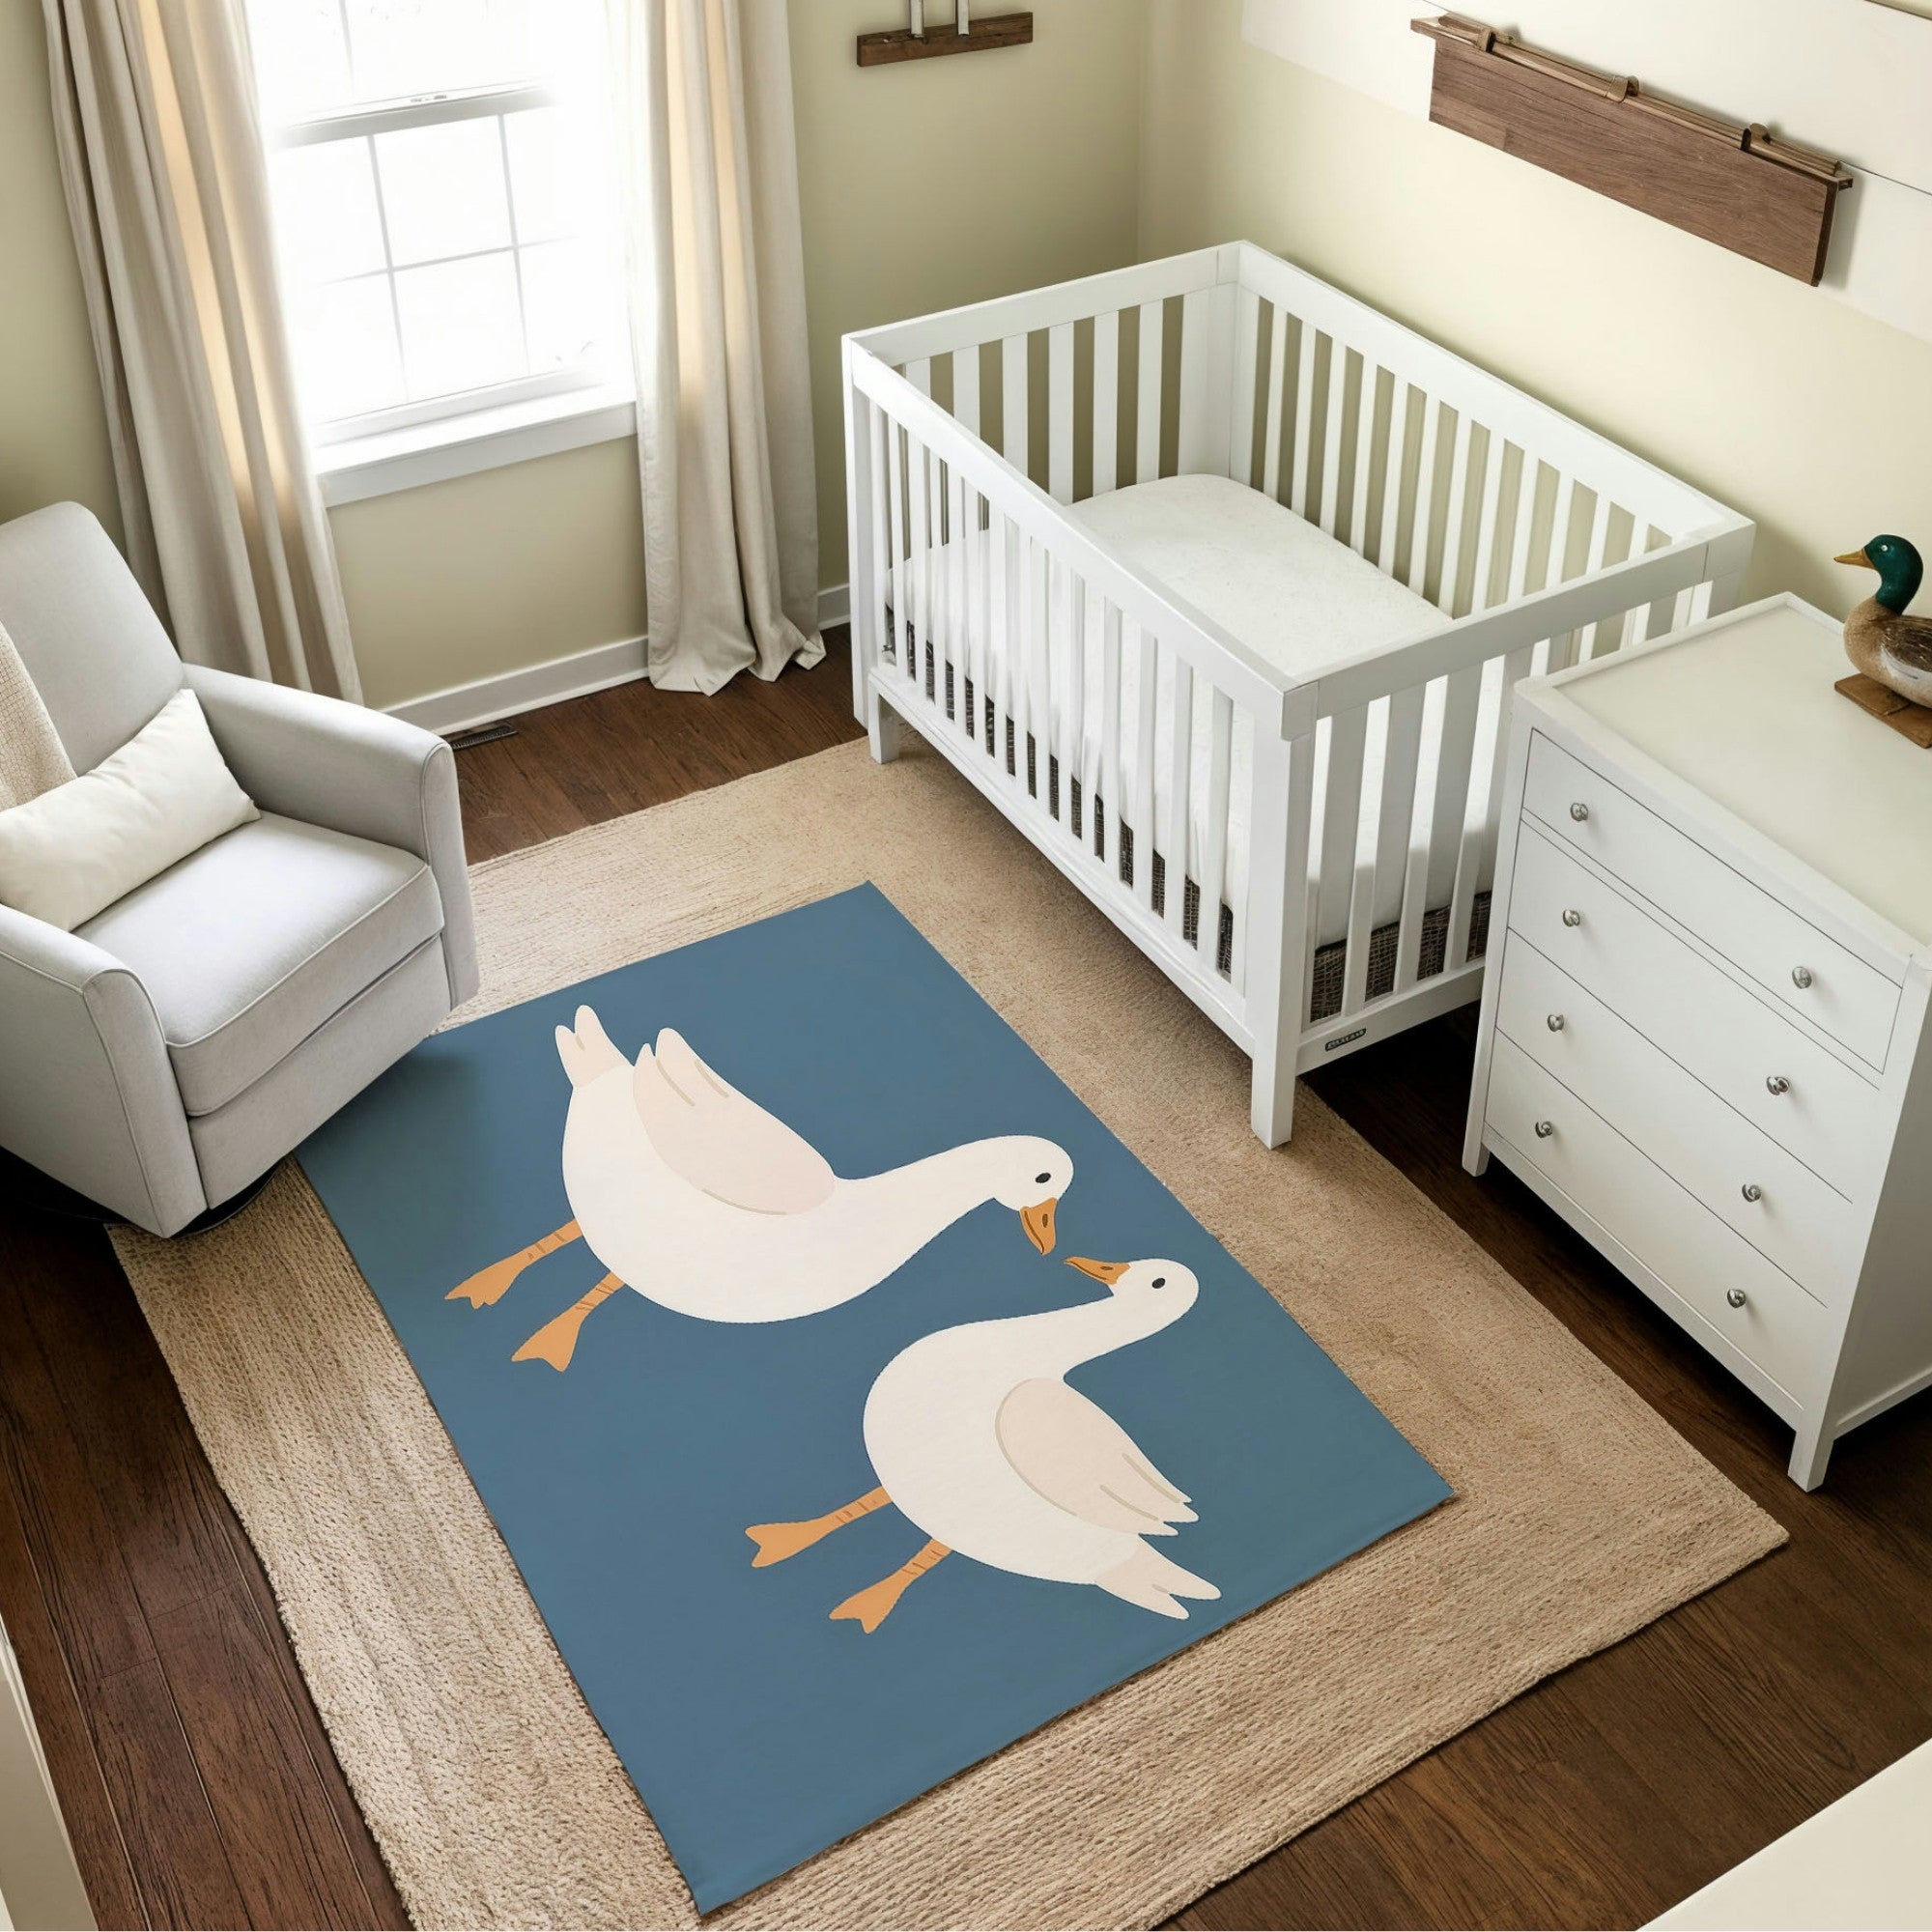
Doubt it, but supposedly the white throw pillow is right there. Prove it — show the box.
[0,688,259,931]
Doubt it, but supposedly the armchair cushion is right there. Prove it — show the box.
[78,813,442,1116]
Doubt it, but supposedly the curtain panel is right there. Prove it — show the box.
[43,0,361,699]
[611,0,824,695]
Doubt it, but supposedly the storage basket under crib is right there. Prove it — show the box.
[841,242,1753,1144]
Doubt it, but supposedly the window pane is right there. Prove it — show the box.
[375,117,512,267]
[248,0,352,122]
[521,240,611,374]
[340,0,549,101]
[394,252,525,397]
[504,107,571,243]
[270,142,386,284]
[293,278,406,422]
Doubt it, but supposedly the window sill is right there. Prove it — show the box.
[315,383,637,507]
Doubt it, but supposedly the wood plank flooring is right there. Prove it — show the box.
[1,628,1926,1930]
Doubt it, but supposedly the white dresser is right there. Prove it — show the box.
[1465,595,1932,1489]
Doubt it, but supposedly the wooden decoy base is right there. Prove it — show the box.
[1836,673,1932,749]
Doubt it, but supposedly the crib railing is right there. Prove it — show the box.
[844,243,1753,1142]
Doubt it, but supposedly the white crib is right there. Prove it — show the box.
[841,242,1754,1144]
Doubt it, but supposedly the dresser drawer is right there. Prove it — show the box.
[1507,826,1885,1199]
[1523,733,1902,1068]
[1485,1037,1834,1406]
[1494,935,1862,1304]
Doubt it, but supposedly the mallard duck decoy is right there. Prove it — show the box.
[1836,536,1932,710]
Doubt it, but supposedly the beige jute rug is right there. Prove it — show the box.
[112,735,1783,1931]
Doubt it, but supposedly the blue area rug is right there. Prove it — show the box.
[298,884,1450,1912]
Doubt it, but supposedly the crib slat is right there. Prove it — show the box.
[1456,642,1537,969]
[867,402,890,674]
[1406,395,1442,598]
[1621,526,1664,651]
[991,512,1013,773]
[887,413,908,669]
[1355,684,1426,1009]
[1350,361,1379,557]
[1048,322,1075,504]
[1465,429,1504,613]
[1202,688,1234,973]
[1178,286,1219,476]
[961,478,982,747]
[1136,299,1164,485]
[1055,556,1082,838]
[1505,453,1540,606]
[908,367,933,689]
[1002,332,1029,481]
[1130,622,1158,912]
[1262,305,1290,503]
[926,431,946,696]
[1100,600,1123,872]
[1435,411,1476,616]
[1093,310,1120,498]
[954,344,980,440]
[1318,341,1348,537]
[1164,656,1194,940]
[1230,288,1262,489]
[1312,706,1369,1017]
[1290,320,1317,518]
[950,464,968,725]
[1379,381,1412,582]
[1011,529,1037,797]
[1573,491,1614,663]
[1409,663,1483,981]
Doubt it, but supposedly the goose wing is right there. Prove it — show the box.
[631,1028,837,1215]
[995,1378,1197,1535]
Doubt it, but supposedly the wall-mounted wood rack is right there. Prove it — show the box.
[1412,13,1855,284]
[858,10,1033,67]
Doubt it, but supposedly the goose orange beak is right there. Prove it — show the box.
[1065,1255,1129,1284]
[1836,548,1874,568]
[1019,1198,1058,1254]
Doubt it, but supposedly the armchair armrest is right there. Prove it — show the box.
[0,906,204,1235]
[185,667,479,1005]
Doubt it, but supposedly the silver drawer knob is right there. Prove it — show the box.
[1766,1074,1791,1097]
[1561,907,1583,928]
[1792,965,1813,989]
[1726,1288,1748,1310]
[1534,1119,1556,1139]
[1569,801,1591,822]
[1741,1182,1763,1203]
[1547,1012,1567,1033]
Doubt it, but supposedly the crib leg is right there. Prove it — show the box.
[866,690,902,764]
[1251,1050,1296,1147]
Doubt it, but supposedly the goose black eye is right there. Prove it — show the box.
[1035,1171,1052,1185]
[1151,1275,1167,1289]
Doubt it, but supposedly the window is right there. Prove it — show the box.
[248,0,622,456]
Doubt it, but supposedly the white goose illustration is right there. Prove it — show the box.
[446,1008,1074,1369]
[747,1256,1216,1631]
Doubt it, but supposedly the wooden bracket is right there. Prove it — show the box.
[1413,13,1854,283]
[858,11,1033,66]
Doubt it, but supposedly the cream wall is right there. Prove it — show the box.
[0,0,118,538]
[1140,0,1932,617]
[340,0,1147,708]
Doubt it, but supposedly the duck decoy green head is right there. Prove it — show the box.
[1835,535,1924,613]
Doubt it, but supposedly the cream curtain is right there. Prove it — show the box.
[43,0,361,700]
[610,0,824,695]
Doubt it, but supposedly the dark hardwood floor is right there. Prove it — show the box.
[1,627,1926,1930]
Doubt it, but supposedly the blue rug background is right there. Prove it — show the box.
[298,884,1450,1912]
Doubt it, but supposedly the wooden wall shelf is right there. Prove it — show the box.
[858,11,1033,66]
[1412,14,1854,285]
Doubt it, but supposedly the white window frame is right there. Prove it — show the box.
[270,75,636,502]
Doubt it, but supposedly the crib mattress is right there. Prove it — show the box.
[891,473,1503,945]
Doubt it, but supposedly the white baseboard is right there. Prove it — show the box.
[387,583,851,737]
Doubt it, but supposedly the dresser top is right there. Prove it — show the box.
[1541,595,1932,950]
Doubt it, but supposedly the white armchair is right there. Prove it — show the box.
[0,502,478,1236]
